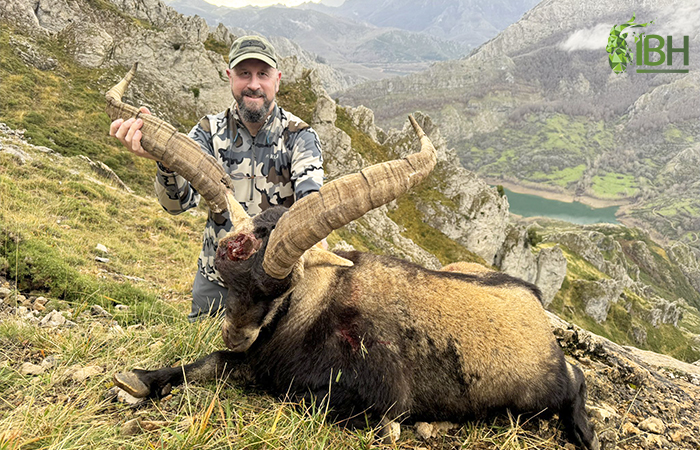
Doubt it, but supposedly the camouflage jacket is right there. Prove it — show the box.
[154,104,324,286]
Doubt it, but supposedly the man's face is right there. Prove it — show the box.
[227,59,281,124]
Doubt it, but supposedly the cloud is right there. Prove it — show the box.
[655,4,700,36]
[559,24,613,52]
[209,0,321,7]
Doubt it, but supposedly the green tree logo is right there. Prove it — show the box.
[606,14,654,74]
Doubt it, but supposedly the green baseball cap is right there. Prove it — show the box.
[228,35,278,69]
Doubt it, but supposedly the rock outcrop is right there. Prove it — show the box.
[3,0,231,126]
[549,311,700,450]
[384,113,511,265]
[573,278,624,323]
[535,244,567,307]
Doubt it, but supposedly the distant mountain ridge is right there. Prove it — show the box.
[163,0,539,87]
[303,0,541,48]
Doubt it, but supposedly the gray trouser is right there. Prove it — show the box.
[189,270,228,321]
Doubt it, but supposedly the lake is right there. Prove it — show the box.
[502,188,619,225]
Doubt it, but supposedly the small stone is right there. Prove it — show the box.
[40,310,66,327]
[0,287,11,299]
[415,422,434,440]
[639,417,666,435]
[16,294,30,306]
[34,297,48,306]
[587,404,619,423]
[95,257,110,263]
[90,305,112,319]
[20,362,45,376]
[644,434,666,448]
[40,355,61,369]
[432,422,456,434]
[95,244,108,253]
[387,421,400,443]
[120,418,168,436]
[670,428,688,443]
[140,420,168,431]
[115,304,129,311]
[71,365,104,382]
[121,418,142,436]
[105,386,145,405]
[415,421,455,439]
[621,422,641,436]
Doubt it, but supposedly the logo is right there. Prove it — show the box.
[606,14,690,74]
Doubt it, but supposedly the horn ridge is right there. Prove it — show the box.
[105,63,252,231]
[262,114,437,279]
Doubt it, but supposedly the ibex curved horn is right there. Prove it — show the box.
[105,63,252,234]
[263,115,437,279]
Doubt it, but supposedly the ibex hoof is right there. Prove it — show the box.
[114,372,150,398]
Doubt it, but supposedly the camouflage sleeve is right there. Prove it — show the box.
[153,118,211,214]
[290,127,324,200]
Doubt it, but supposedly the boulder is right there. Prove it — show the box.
[535,245,567,307]
[573,278,623,323]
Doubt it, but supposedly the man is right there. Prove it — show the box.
[110,35,324,321]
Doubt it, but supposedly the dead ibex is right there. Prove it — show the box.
[108,64,599,449]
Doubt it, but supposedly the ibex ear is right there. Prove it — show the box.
[301,245,354,269]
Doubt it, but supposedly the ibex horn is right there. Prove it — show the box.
[105,63,252,234]
[263,115,437,279]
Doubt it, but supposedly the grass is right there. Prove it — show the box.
[590,172,639,199]
[0,138,205,314]
[0,25,163,194]
[0,305,575,449]
[276,70,319,125]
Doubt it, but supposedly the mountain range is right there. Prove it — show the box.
[164,0,538,84]
[303,0,540,46]
[339,0,700,249]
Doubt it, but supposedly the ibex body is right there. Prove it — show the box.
[108,65,598,449]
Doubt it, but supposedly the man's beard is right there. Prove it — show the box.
[236,88,272,124]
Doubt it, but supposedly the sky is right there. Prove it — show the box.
[204,0,342,7]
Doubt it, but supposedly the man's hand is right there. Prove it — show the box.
[109,106,158,161]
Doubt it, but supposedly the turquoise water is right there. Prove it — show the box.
[502,188,619,225]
